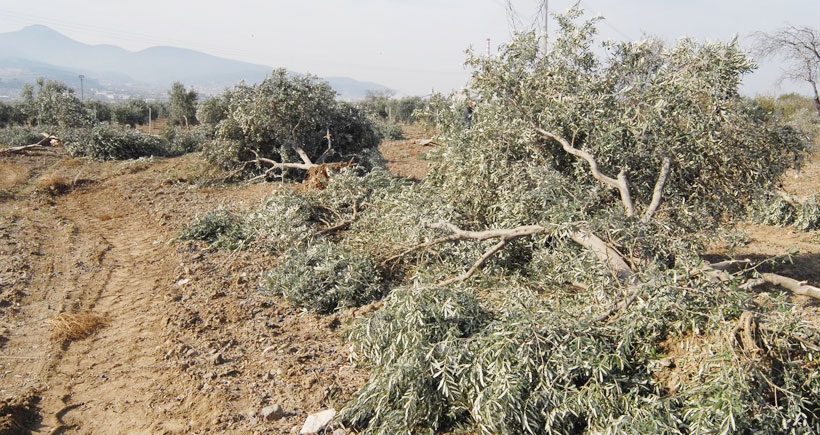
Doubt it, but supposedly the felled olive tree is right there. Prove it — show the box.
[339,7,819,435]
[422,6,806,283]
[202,69,379,179]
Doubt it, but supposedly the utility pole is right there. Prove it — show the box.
[486,38,491,57]
[540,0,549,55]
[78,74,85,100]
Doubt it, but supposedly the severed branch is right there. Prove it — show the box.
[699,258,820,300]
[741,273,820,300]
[317,203,359,236]
[388,220,645,321]
[294,146,314,166]
[0,134,61,155]
[570,227,637,286]
[431,222,551,285]
[382,222,551,284]
[536,128,636,217]
[642,156,672,222]
[246,149,317,182]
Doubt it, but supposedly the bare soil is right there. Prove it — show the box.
[0,130,818,434]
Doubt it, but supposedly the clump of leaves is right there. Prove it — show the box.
[371,118,404,140]
[0,126,45,147]
[340,285,490,433]
[243,188,318,253]
[162,126,208,156]
[748,193,797,226]
[342,269,820,434]
[794,193,820,231]
[177,208,246,250]
[64,124,168,160]
[264,239,385,313]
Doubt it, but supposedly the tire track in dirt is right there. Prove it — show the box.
[32,178,189,434]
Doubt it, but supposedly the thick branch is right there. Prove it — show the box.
[536,128,635,217]
[0,134,60,155]
[383,222,551,283]
[429,222,548,241]
[642,156,672,222]
[741,273,820,300]
[570,227,636,286]
[294,146,314,166]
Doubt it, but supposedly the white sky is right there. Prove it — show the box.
[1,0,818,96]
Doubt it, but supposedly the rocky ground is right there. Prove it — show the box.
[0,126,817,434]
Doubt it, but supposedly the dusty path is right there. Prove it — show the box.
[1,154,365,434]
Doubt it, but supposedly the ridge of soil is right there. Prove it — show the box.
[0,129,817,434]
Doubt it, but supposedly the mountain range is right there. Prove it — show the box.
[0,25,391,101]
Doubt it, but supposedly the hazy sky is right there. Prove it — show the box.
[1,1,818,96]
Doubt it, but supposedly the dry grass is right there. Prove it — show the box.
[36,172,73,195]
[50,312,108,342]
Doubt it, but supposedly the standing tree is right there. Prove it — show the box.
[755,26,820,115]
[167,81,198,128]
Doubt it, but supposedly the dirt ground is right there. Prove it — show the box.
[0,128,818,434]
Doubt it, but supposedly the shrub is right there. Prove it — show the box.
[264,239,385,313]
[63,124,167,160]
[372,118,404,140]
[177,208,246,250]
[794,193,820,231]
[111,99,149,127]
[0,126,46,146]
[162,126,207,156]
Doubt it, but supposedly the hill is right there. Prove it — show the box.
[0,25,392,100]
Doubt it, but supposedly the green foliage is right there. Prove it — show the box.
[749,192,820,231]
[16,78,89,128]
[793,193,820,231]
[749,193,798,227]
[167,81,198,127]
[264,239,385,313]
[111,99,149,127]
[0,126,46,146]
[371,118,404,140]
[196,94,229,126]
[427,10,804,232]
[162,126,207,156]
[342,271,820,434]
[177,208,246,249]
[64,123,167,160]
[204,69,380,176]
[83,100,112,123]
[340,285,489,434]
[242,188,318,253]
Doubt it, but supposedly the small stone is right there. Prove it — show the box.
[299,409,336,435]
[207,351,225,365]
[261,404,285,421]
[332,429,347,435]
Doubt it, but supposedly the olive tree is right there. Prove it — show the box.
[167,81,198,128]
[21,78,88,128]
[203,68,379,178]
[334,7,818,434]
